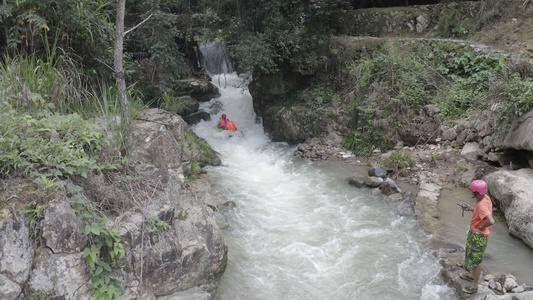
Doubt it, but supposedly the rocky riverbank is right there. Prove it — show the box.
[295,140,533,299]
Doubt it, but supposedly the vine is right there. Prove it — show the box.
[82,218,125,300]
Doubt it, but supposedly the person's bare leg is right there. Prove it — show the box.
[471,265,482,288]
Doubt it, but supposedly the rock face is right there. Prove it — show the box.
[485,169,533,249]
[248,66,315,143]
[176,78,221,102]
[495,110,533,151]
[42,199,87,253]
[131,108,221,177]
[0,211,34,285]
[0,109,226,299]
[330,5,435,37]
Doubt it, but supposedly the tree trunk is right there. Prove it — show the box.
[114,0,130,155]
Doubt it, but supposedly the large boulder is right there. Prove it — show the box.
[176,78,220,102]
[130,108,221,178]
[494,110,533,151]
[485,169,533,249]
[461,142,481,160]
[116,167,227,298]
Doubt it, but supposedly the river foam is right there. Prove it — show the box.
[193,73,458,300]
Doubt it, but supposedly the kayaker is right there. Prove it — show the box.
[226,119,236,131]
[217,114,228,129]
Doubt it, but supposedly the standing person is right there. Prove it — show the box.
[217,114,228,129]
[460,179,495,294]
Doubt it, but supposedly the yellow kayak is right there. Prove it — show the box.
[215,126,244,138]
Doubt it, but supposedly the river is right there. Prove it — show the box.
[192,73,459,299]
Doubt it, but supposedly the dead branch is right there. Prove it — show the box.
[125,14,153,36]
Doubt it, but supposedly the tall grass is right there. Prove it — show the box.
[0,40,147,181]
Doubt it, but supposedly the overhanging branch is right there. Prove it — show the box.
[124,14,153,36]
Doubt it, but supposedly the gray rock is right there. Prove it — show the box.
[365,176,384,187]
[382,178,402,195]
[130,109,221,177]
[346,176,366,188]
[486,169,533,249]
[487,152,501,163]
[495,109,533,151]
[176,78,220,102]
[504,277,519,291]
[174,95,200,116]
[486,291,533,300]
[461,142,480,160]
[368,167,387,178]
[157,287,212,300]
[182,111,211,126]
[0,210,34,284]
[388,193,403,201]
[43,199,87,253]
[442,127,458,141]
[0,273,21,300]
[512,285,525,293]
[28,248,91,299]
[416,14,430,33]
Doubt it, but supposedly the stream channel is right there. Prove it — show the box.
[194,40,533,300]
[192,73,464,299]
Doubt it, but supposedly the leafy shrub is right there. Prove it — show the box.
[434,85,486,119]
[428,45,502,89]
[426,43,502,119]
[435,4,469,38]
[235,33,279,75]
[343,102,392,155]
[305,87,332,109]
[497,73,533,132]
[0,106,108,179]
[352,45,432,109]
[83,218,125,300]
[383,151,415,176]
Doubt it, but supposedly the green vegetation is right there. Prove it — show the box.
[83,218,125,300]
[0,110,109,179]
[149,216,173,231]
[497,73,533,134]
[382,151,415,177]
[343,105,391,157]
[428,154,438,166]
[307,87,333,109]
[338,38,532,153]
[160,92,188,114]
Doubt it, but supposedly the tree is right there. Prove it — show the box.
[114,0,130,154]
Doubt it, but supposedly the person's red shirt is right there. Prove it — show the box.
[471,195,493,236]
[219,117,228,129]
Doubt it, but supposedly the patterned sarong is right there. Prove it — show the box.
[465,229,488,266]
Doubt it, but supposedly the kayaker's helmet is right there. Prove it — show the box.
[222,114,226,119]
[469,180,487,195]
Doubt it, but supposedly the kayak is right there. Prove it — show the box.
[215,127,244,138]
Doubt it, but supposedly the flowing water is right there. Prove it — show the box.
[192,73,458,299]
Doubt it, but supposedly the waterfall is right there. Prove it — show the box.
[199,41,233,75]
